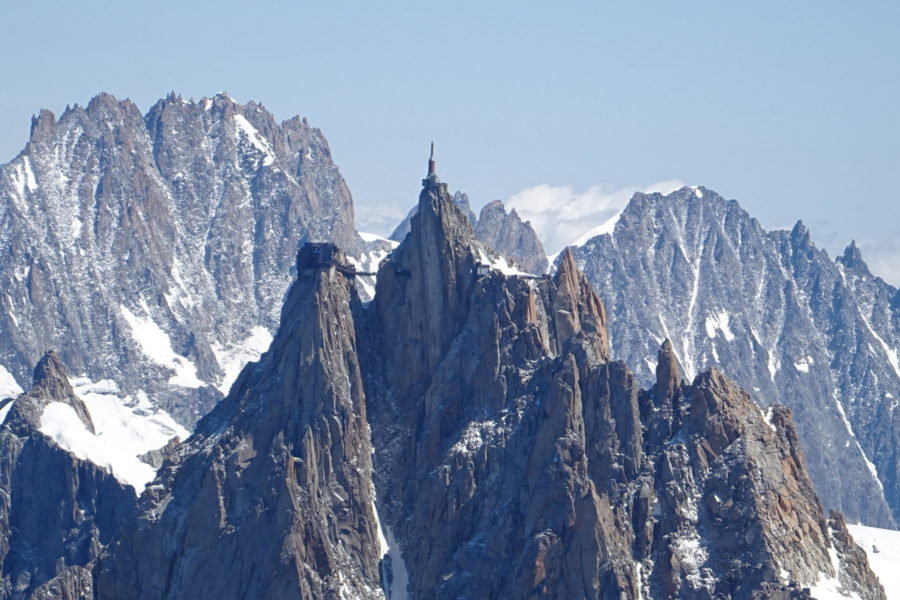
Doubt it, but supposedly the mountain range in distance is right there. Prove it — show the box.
[0,92,897,599]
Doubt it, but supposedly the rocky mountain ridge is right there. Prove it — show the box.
[566,186,900,529]
[94,242,383,599]
[365,180,883,599]
[390,191,549,274]
[0,91,368,429]
[0,94,890,596]
[0,352,137,600]
[0,170,877,598]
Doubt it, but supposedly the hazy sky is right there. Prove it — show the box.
[2,1,898,282]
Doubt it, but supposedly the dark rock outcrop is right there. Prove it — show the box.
[391,192,548,274]
[389,189,476,242]
[95,244,382,599]
[0,352,136,600]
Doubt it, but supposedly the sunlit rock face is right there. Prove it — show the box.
[361,180,882,599]
[0,92,360,426]
[0,151,885,599]
[567,186,900,529]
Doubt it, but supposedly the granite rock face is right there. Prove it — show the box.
[0,92,361,426]
[391,192,548,274]
[566,186,900,528]
[364,181,883,599]
[475,199,549,274]
[0,171,885,598]
[389,189,476,242]
[95,244,383,600]
[0,353,136,600]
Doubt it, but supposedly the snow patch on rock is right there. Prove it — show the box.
[847,523,900,599]
[40,378,188,492]
[383,524,409,600]
[477,249,532,277]
[571,209,623,247]
[767,349,780,382]
[233,114,275,166]
[120,302,204,388]
[358,231,395,244]
[794,356,814,373]
[210,326,273,395]
[762,406,778,434]
[0,365,22,400]
[809,536,862,600]
[0,365,23,423]
[9,156,38,202]
[704,310,735,341]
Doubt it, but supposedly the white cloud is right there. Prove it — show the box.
[505,180,686,255]
[354,202,406,237]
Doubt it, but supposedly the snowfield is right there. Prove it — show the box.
[39,377,189,492]
[847,523,900,599]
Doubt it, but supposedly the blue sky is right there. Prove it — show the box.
[2,1,898,281]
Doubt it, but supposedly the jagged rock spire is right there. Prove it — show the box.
[838,239,873,277]
[654,338,681,405]
[30,350,95,434]
[551,248,610,361]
